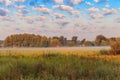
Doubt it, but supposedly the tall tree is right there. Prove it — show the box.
[95,35,107,46]
[72,36,78,45]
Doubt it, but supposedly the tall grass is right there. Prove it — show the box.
[0,52,120,80]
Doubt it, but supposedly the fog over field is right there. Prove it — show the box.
[0,46,110,51]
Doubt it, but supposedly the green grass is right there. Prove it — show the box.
[0,53,120,80]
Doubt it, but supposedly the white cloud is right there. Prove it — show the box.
[15,5,25,9]
[54,0,63,4]
[105,4,110,8]
[24,15,46,23]
[0,0,12,6]
[53,5,73,11]
[94,0,99,3]
[33,7,51,13]
[5,0,11,6]
[70,10,80,15]
[86,1,93,6]
[17,9,29,15]
[0,16,14,21]
[114,18,120,23]
[88,7,100,12]
[56,19,69,26]
[14,0,25,2]
[94,0,107,3]
[69,0,83,5]
[60,5,73,11]
[37,16,46,21]
[54,13,64,18]
[90,13,104,19]
[0,8,9,16]
[103,8,117,15]
[53,5,80,16]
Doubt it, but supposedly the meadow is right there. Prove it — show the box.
[0,47,120,80]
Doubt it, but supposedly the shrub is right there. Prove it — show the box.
[110,41,120,55]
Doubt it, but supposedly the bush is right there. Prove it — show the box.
[110,41,120,55]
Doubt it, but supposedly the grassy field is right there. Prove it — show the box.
[0,47,120,80]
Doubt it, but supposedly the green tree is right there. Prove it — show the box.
[95,35,107,46]
[50,39,60,47]
[110,41,120,55]
[67,41,75,47]
[84,41,93,46]
[72,36,78,45]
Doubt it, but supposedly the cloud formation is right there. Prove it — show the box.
[94,0,107,3]
[33,7,51,14]
[54,13,65,18]
[88,7,100,12]
[56,20,69,26]
[114,18,120,23]
[90,13,104,19]
[0,0,120,40]
[103,8,117,15]
[86,1,93,6]
[0,8,9,16]
[53,5,73,11]
[24,15,46,23]
[14,0,25,2]
[15,5,25,9]
[54,0,63,4]
[69,0,83,5]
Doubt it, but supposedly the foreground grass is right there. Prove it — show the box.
[0,51,120,80]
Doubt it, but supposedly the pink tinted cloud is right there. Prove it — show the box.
[53,5,73,11]
[15,5,25,9]
[69,0,83,4]
[54,0,63,4]
[103,8,117,15]
[33,7,51,13]
[14,0,25,2]
[88,7,100,12]
[54,13,65,18]
[90,13,104,19]
[25,15,46,23]
[56,19,69,26]
[114,18,120,23]
[53,5,80,15]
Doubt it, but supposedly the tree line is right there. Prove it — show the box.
[2,33,120,47]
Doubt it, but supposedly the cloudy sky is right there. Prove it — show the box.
[0,0,120,40]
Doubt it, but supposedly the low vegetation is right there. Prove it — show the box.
[0,49,120,80]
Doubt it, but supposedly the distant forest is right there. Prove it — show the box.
[0,33,120,47]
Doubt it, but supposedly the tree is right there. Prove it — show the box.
[59,36,67,46]
[40,36,49,47]
[72,36,78,45]
[101,40,109,46]
[80,38,86,46]
[110,41,120,55]
[95,35,107,46]
[84,41,93,46]
[50,39,60,47]
[67,41,75,47]
[3,34,50,47]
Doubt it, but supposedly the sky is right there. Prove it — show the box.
[0,0,120,40]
